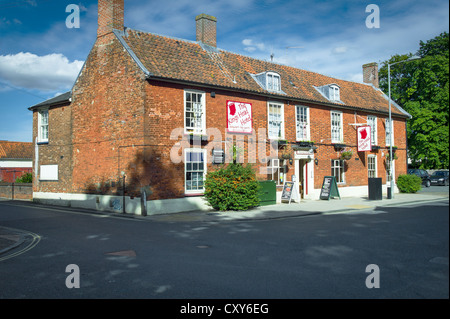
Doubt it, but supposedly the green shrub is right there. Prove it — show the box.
[15,172,32,183]
[204,163,260,211]
[396,174,422,193]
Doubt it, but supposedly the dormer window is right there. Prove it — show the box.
[315,84,342,103]
[329,84,340,101]
[249,71,284,93]
[266,72,281,92]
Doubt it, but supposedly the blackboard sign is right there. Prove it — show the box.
[320,176,341,200]
[281,181,295,203]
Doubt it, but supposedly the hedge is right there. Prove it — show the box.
[204,163,260,211]
[397,174,422,193]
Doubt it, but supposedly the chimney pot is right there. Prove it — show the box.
[362,62,379,88]
[196,13,217,47]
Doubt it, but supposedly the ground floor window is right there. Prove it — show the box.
[368,155,377,178]
[185,149,206,194]
[268,158,286,186]
[331,159,345,183]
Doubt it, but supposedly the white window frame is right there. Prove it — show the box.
[329,84,340,101]
[330,110,343,143]
[331,159,345,184]
[184,148,207,194]
[266,72,281,92]
[184,90,206,135]
[267,101,284,140]
[385,118,394,146]
[38,109,49,143]
[267,158,286,186]
[295,105,310,141]
[368,155,377,178]
[367,115,377,145]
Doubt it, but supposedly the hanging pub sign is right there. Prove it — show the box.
[227,100,253,134]
[357,125,372,152]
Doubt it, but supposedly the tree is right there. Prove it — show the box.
[15,172,33,183]
[379,32,449,169]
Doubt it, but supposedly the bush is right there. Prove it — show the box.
[204,163,260,211]
[396,174,422,193]
[15,172,32,183]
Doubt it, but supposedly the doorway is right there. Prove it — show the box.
[295,159,307,199]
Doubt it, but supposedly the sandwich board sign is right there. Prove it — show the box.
[319,176,341,200]
[281,181,296,204]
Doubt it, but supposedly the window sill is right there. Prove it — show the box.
[37,141,49,145]
[184,192,204,197]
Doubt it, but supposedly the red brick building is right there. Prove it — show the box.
[29,0,411,215]
[0,141,33,183]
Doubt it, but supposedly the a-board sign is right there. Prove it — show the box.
[281,181,295,203]
[319,176,341,200]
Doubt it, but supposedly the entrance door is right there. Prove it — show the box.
[295,159,306,199]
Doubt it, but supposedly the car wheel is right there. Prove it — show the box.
[425,180,431,187]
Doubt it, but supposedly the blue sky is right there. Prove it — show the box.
[0,0,448,142]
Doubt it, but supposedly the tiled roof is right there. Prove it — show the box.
[117,28,410,118]
[0,141,33,160]
[28,91,71,110]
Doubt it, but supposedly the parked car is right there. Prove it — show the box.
[407,169,431,187]
[430,170,449,186]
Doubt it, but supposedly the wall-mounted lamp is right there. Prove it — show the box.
[289,158,293,165]
[210,92,216,98]
[314,158,319,165]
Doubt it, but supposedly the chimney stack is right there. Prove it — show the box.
[362,62,379,88]
[196,14,217,47]
[98,0,124,38]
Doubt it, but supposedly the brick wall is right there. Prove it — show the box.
[144,80,408,199]
[0,182,32,200]
[70,30,146,196]
[32,102,72,193]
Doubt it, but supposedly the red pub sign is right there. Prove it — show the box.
[357,125,372,152]
[226,100,252,134]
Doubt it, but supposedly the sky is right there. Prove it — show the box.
[0,0,448,142]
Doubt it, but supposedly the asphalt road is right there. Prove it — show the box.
[0,198,448,300]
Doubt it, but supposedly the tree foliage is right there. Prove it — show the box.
[204,163,260,211]
[379,32,449,169]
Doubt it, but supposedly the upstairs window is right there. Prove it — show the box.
[329,85,340,101]
[38,110,49,143]
[367,115,377,145]
[385,118,394,146]
[315,84,342,103]
[250,71,284,93]
[331,110,343,143]
[296,105,310,141]
[268,102,284,139]
[266,72,281,92]
[184,90,206,135]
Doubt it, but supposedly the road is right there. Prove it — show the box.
[0,196,448,301]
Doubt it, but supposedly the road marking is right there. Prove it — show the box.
[0,227,41,262]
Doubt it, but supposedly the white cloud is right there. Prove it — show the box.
[0,52,83,92]
[332,46,348,54]
[242,38,266,52]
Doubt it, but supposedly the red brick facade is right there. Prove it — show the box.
[29,0,409,211]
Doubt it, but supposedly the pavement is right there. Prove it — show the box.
[0,190,448,255]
